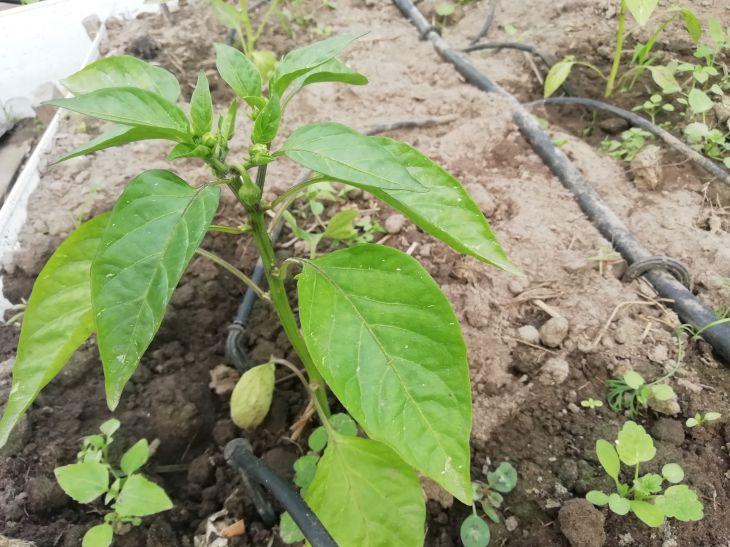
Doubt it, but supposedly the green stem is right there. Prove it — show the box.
[249,208,331,417]
[208,223,250,234]
[605,0,626,97]
[254,0,281,44]
[239,0,255,54]
[270,175,329,208]
[195,248,269,301]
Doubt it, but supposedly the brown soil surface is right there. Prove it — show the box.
[1,1,729,546]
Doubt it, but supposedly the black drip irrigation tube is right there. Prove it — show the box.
[225,438,338,547]
[392,0,730,364]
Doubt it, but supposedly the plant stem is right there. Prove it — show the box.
[195,248,269,300]
[271,357,330,427]
[208,223,250,234]
[605,0,626,97]
[239,0,255,54]
[249,207,331,417]
[270,175,329,208]
[254,0,281,44]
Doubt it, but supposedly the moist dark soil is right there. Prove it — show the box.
[2,1,730,546]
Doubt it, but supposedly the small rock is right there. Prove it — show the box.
[676,378,702,393]
[630,145,663,190]
[599,117,630,135]
[384,214,406,234]
[505,516,518,532]
[187,454,214,485]
[648,394,681,416]
[538,357,570,386]
[652,418,685,446]
[568,403,581,414]
[421,476,453,509]
[465,183,496,215]
[558,498,606,547]
[25,476,67,513]
[516,325,540,345]
[540,316,570,348]
[507,277,529,295]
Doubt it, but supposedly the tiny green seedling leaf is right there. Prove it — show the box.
[622,371,644,390]
[544,57,575,97]
[595,439,620,482]
[687,88,713,115]
[655,485,704,522]
[661,463,684,484]
[308,426,328,452]
[686,416,699,427]
[580,398,603,409]
[293,454,319,490]
[115,474,172,517]
[322,210,359,241]
[482,502,500,523]
[608,493,631,515]
[705,412,721,422]
[635,474,663,496]
[436,3,455,17]
[279,511,305,544]
[121,439,150,475]
[586,490,609,506]
[616,421,656,466]
[679,9,702,44]
[487,462,517,494]
[330,413,358,436]
[460,514,490,547]
[650,384,674,401]
[99,419,121,438]
[648,66,680,94]
[55,462,109,503]
[82,523,113,547]
[230,362,276,429]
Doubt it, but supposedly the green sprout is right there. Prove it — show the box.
[581,398,604,409]
[586,421,703,527]
[606,371,675,418]
[54,419,172,547]
[686,411,721,428]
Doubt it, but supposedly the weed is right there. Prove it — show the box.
[686,411,721,428]
[606,370,675,418]
[601,127,655,161]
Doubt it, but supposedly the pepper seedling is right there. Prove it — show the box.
[586,420,703,527]
[606,370,675,418]
[0,33,517,546]
[54,419,172,547]
[686,411,721,428]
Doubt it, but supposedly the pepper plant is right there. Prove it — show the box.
[0,33,516,545]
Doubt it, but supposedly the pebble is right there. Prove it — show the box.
[505,516,518,532]
[538,357,570,386]
[384,214,406,234]
[508,277,529,295]
[567,403,581,414]
[516,325,540,345]
[540,316,570,348]
[464,183,496,215]
[648,395,681,416]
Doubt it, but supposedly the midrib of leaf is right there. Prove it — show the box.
[303,261,454,476]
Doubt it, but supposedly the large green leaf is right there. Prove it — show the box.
[0,214,108,449]
[371,137,516,273]
[114,474,172,517]
[55,462,109,503]
[47,88,189,139]
[281,123,425,193]
[272,33,364,96]
[298,244,472,503]
[215,43,262,100]
[305,434,425,546]
[287,58,368,97]
[61,55,180,102]
[54,125,181,164]
[91,170,219,408]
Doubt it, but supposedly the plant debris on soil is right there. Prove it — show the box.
[1,1,729,546]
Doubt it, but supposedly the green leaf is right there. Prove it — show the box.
[595,439,621,481]
[272,33,365,96]
[279,511,305,544]
[99,418,120,437]
[655,485,703,521]
[82,523,113,547]
[650,384,674,401]
[0,214,108,449]
[616,421,655,466]
[115,474,172,517]
[282,123,425,192]
[623,371,644,390]
[298,244,472,503]
[544,58,574,97]
[684,122,708,144]
[308,426,328,452]
[482,501,500,523]
[635,473,663,495]
[287,58,368,97]
[608,493,631,515]
[460,514,490,547]
[586,490,609,506]
[487,491,503,507]
[252,93,281,145]
[680,9,702,44]
[705,412,721,421]
[91,170,219,409]
[293,454,319,490]
[330,413,358,436]
[685,417,698,427]
[54,462,109,503]
[220,100,239,140]
[190,71,213,136]
[487,462,518,493]
[215,43,262,100]
[47,88,189,138]
[121,439,150,475]
[708,17,725,47]
[648,66,680,94]
[305,435,425,546]
[209,0,241,29]
[688,88,713,115]
[371,137,517,273]
[661,463,684,484]
[625,0,658,26]
[323,210,358,240]
[53,125,178,164]
[436,3,456,17]
[630,500,665,527]
[62,55,180,102]
[167,143,210,161]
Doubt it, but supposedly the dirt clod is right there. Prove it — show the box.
[24,477,67,514]
[558,498,606,547]
[540,316,570,348]
[384,214,406,234]
[465,183,496,215]
[652,418,685,446]
[516,325,540,345]
[538,357,571,385]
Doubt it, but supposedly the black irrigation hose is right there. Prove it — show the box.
[531,96,730,188]
[464,41,558,71]
[224,438,338,547]
[392,0,730,364]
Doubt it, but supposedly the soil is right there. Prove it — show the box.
[2,1,730,546]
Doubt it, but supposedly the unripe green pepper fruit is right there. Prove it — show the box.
[230,362,275,429]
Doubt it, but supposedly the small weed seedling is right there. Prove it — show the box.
[54,419,172,547]
[606,371,675,418]
[581,398,604,409]
[600,127,654,161]
[0,33,517,545]
[460,462,518,547]
[586,421,703,527]
[686,411,721,428]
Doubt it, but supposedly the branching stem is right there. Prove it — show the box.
[195,248,270,301]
